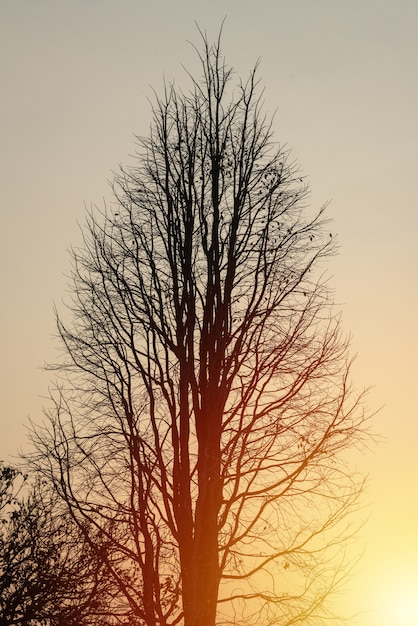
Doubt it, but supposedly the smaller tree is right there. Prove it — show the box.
[0,463,25,517]
[0,463,112,626]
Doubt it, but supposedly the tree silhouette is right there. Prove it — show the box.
[0,464,112,625]
[30,29,369,626]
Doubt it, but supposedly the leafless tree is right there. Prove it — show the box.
[29,29,370,626]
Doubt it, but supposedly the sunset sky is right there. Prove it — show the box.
[1,1,418,624]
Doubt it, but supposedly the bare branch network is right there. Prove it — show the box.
[29,29,370,626]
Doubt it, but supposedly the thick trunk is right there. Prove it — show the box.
[193,497,221,626]
[187,403,223,626]
[181,486,221,626]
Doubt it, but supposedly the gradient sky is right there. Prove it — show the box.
[1,2,418,624]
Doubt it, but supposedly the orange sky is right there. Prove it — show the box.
[1,2,418,624]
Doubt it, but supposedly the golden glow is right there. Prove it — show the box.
[2,4,418,626]
[374,574,418,626]
[384,590,418,626]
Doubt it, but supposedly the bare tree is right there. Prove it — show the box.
[29,29,369,626]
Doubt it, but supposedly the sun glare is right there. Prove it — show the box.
[377,580,418,626]
[388,590,418,626]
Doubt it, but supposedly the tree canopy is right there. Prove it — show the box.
[0,463,112,625]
